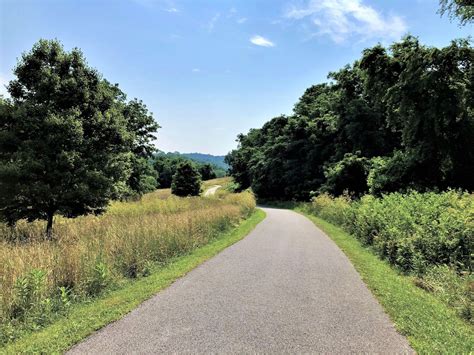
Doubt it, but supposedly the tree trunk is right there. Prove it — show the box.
[46,213,54,240]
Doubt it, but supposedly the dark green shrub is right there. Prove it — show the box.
[11,269,46,321]
[321,153,370,197]
[171,161,202,197]
[309,194,352,227]
[199,163,217,180]
[310,190,473,273]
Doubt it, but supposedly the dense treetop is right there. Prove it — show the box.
[226,36,474,200]
[0,40,159,236]
[439,0,474,25]
[171,161,202,197]
[153,152,224,189]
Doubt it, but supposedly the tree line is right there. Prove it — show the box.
[153,151,225,189]
[0,40,219,237]
[226,36,474,200]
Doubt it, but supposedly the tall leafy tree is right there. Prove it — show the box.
[379,37,474,192]
[226,37,474,200]
[199,163,217,180]
[171,161,202,197]
[0,40,136,237]
[153,155,187,188]
[439,0,474,25]
[122,99,160,196]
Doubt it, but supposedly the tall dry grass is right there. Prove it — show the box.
[0,190,255,341]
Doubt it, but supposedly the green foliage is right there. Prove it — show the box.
[416,265,473,323]
[227,37,474,200]
[180,152,228,170]
[171,161,202,196]
[0,39,159,236]
[309,191,473,274]
[85,261,112,297]
[199,163,217,180]
[306,191,473,325]
[0,269,73,345]
[153,153,223,188]
[301,212,474,353]
[320,153,370,197]
[308,193,352,227]
[439,0,474,25]
[122,99,160,196]
[125,157,159,198]
[153,155,183,188]
[12,269,47,321]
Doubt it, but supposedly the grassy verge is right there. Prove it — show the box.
[297,210,473,353]
[1,209,266,354]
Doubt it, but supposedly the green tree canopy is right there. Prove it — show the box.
[439,0,474,25]
[226,37,474,200]
[122,99,160,197]
[0,39,159,237]
[199,163,217,180]
[171,161,202,197]
[153,155,188,188]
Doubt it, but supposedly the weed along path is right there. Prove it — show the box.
[68,207,412,353]
[203,184,221,196]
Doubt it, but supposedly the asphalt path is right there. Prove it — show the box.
[69,207,412,354]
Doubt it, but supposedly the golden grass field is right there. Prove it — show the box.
[0,184,255,340]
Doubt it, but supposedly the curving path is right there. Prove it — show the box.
[203,185,221,197]
[69,207,412,354]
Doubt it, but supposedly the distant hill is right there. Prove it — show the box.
[156,151,227,169]
[180,153,228,169]
[154,151,228,177]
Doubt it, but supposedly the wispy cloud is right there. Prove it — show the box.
[225,7,248,25]
[250,35,275,47]
[285,0,407,43]
[133,0,179,13]
[192,68,200,72]
[206,13,220,32]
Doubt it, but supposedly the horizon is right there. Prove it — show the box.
[1,0,471,155]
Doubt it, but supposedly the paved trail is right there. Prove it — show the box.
[203,185,221,197]
[69,208,412,354]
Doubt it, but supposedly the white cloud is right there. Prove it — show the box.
[237,17,247,24]
[250,35,275,47]
[206,13,220,32]
[132,0,180,13]
[192,68,200,72]
[285,0,407,43]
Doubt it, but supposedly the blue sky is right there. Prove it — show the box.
[1,0,471,155]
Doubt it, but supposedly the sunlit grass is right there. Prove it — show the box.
[202,176,232,190]
[0,189,256,345]
[1,209,265,354]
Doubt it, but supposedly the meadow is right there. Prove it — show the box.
[0,186,255,345]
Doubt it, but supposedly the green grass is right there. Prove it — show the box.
[297,210,474,354]
[1,209,266,354]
